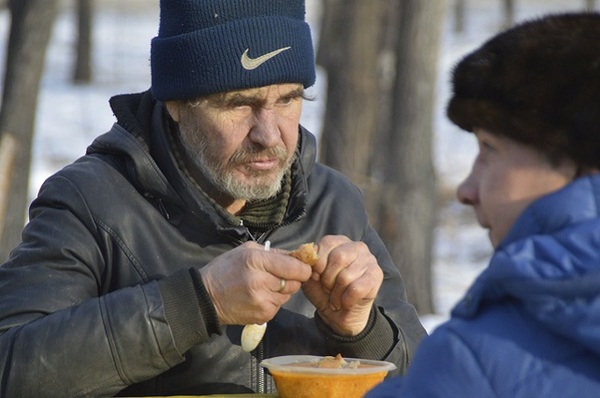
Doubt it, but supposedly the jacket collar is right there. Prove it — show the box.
[498,174,600,249]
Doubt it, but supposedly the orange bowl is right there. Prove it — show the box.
[260,355,396,398]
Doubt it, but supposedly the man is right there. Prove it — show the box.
[0,0,425,396]
[366,12,600,398]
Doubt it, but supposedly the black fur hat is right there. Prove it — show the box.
[447,12,600,167]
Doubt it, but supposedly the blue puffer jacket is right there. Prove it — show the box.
[366,175,600,397]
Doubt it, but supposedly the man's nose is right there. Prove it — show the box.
[248,107,280,147]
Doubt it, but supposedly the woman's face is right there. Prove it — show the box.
[456,128,577,248]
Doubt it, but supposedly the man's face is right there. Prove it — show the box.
[172,83,304,202]
[456,128,576,248]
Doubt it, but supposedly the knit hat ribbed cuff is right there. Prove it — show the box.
[151,16,315,101]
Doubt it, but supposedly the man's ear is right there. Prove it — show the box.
[165,101,181,123]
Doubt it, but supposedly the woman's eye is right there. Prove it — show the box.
[479,140,495,152]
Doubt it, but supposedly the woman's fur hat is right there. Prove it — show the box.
[447,12,600,167]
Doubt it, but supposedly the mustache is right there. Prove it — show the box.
[229,145,289,166]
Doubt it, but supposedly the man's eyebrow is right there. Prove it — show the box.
[202,92,252,108]
[222,93,259,107]
[215,87,306,108]
[281,87,305,100]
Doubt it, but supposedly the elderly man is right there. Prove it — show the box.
[0,0,425,396]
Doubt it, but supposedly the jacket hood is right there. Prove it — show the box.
[453,174,600,356]
[85,91,179,202]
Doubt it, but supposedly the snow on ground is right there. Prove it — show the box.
[0,0,591,332]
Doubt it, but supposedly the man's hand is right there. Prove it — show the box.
[199,241,313,326]
[302,235,384,336]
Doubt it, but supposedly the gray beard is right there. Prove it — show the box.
[178,124,293,201]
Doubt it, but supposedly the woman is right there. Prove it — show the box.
[366,12,600,397]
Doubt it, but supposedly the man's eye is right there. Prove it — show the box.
[229,100,252,108]
[279,95,301,106]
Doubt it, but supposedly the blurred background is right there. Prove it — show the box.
[0,0,594,331]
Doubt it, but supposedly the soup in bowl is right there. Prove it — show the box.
[260,354,396,398]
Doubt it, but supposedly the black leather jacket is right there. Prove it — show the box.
[0,91,426,397]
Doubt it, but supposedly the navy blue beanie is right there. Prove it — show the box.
[150,0,316,101]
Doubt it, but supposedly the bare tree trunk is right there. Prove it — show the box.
[502,0,515,29]
[454,0,466,33]
[374,0,447,314]
[73,0,93,83]
[585,0,596,10]
[0,134,17,227]
[317,0,386,185]
[0,0,60,260]
[318,0,445,314]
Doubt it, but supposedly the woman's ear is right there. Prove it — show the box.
[164,101,181,123]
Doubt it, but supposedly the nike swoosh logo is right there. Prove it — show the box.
[240,47,291,70]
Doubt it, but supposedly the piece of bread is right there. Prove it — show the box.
[288,242,319,266]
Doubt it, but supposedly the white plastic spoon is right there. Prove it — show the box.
[241,241,270,352]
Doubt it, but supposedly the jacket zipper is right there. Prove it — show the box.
[143,193,170,220]
[240,220,270,244]
[240,220,269,393]
[258,340,266,393]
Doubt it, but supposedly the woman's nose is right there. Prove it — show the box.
[456,169,478,206]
